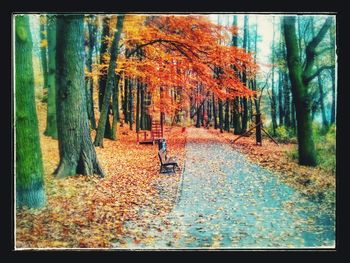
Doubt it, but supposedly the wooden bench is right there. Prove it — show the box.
[158,149,179,173]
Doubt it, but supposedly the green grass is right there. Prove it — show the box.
[287,123,336,173]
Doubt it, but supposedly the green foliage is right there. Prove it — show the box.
[267,125,296,143]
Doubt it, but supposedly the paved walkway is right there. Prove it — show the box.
[116,128,335,249]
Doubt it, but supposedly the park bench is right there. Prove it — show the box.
[158,149,179,173]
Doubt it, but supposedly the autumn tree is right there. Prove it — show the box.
[119,15,256,133]
[16,15,46,208]
[55,14,104,177]
[283,16,333,166]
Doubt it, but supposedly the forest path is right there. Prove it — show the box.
[115,128,335,249]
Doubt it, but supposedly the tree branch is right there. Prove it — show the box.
[304,65,335,84]
[303,17,333,78]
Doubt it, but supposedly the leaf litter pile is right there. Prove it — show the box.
[16,102,186,248]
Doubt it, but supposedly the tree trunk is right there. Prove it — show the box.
[98,16,112,138]
[111,75,121,140]
[140,83,145,129]
[218,98,223,133]
[224,98,230,131]
[241,15,249,133]
[233,97,242,135]
[283,72,291,128]
[44,15,58,138]
[136,79,141,132]
[39,15,48,90]
[330,68,336,124]
[86,15,97,130]
[123,77,129,124]
[283,16,317,166]
[129,78,134,131]
[311,19,329,128]
[231,15,242,135]
[212,93,218,129]
[55,15,104,177]
[270,17,277,134]
[16,15,46,208]
[278,69,284,126]
[98,16,110,111]
[94,15,125,147]
[329,28,336,124]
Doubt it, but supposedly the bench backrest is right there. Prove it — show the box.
[158,150,167,164]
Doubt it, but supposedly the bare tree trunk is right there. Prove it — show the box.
[94,15,125,147]
[55,14,104,177]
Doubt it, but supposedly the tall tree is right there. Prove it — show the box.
[218,98,224,133]
[16,15,46,208]
[85,15,98,130]
[270,17,278,135]
[241,15,249,133]
[39,15,48,90]
[212,93,218,129]
[311,17,328,128]
[283,16,333,166]
[94,15,125,147]
[98,16,113,138]
[55,14,104,177]
[231,16,242,135]
[329,22,336,125]
[44,15,58,138]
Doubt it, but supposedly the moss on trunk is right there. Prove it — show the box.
[15,15,46,208]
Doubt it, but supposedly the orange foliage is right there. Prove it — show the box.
[95,15,258,116]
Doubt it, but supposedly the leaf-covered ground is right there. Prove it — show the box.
[109,128,335,249]
[16,102,186,248]
[207,128,335,196]
[16,103,335,249]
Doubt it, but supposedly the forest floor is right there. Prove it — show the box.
[207,128,335,196]
[111,128,335,248]
[15,102,335,249]
[16,102,186,248]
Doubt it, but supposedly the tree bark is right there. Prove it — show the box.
[270,17,277,134]
[55,15,104,177]
[44,15,58,138]
[218,98,223,133]
[129,78,134,131]
[278,69,284,126]
[98,16,113,138]
[39,15,48,90]
[311,18,328,128]
[241,15,249,133]
[111,75,121,140]
[283,16,317,166]
[140,82,145,129]
[94,15,125,147]
[16,15,46,208]
[212,93,218,129]
[329,27,336,124]
[224,98,230,131]
[136,79,141,132]
[330,67,336,124]
[86,15,97,130]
